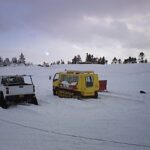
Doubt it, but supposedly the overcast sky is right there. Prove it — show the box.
[0,0,150,64]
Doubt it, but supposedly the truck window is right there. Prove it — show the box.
[70,76,78,84]
[24,76,32,84]
[15,77,25,84]
[1,76,25,85]
[86,76,94,87]
[1,78,7,84]
[60,75,78,84]
[53,73,59,81]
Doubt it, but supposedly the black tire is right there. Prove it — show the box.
[94,91,98,99]
[0,92,8,109]
[76,92,82,100]
[53,89,56,96]
[30,96,38,105]
[58,90,63,98]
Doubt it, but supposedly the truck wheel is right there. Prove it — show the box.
[31,97,38,105]
[76,92,82,100]
[94,92,98,99]
[0,92,8,109]
[53,89,56,96]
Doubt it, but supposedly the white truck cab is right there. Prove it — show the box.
[0,75,38,109]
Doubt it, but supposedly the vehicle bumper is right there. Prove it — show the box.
[5,94,36,101]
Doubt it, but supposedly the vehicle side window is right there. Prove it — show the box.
[86,76,94,87]
[16,77,25,84]
[1,78,6,85]
[1,77,25,85]
[53,73,59,81]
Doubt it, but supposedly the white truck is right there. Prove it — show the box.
[0,75,38,109]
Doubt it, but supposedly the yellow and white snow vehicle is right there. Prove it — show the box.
[53,70,99,99]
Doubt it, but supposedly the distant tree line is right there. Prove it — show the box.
[111,52,148,64]
[68,52,148,65]
[0,53,30,67]
[38,59,65,67]
[1,51,148,67]
[50,59,65,65]
[70,53,108,64]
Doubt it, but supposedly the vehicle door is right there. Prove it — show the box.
[53,73,60,88]
[84,75,95,96]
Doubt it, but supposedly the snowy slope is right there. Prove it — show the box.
[0,64,150,150]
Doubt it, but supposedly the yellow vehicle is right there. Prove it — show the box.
[53,70,99,99]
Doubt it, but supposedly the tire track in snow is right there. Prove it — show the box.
[0,118,150,148]
[100,92,144,103]
[0,118,48,133]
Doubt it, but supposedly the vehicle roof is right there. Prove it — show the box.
[66,70,94,74]
[59,70,95,75]
[0,75,32,78]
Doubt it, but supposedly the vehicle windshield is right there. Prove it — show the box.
[60,75,78,84]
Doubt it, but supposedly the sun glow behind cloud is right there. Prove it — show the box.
[0,0,150,63]
[44,51,50,56]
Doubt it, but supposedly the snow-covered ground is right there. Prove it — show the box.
[0,64,150,150]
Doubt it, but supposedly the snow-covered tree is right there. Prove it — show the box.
[3,58,11,66]
[118,59,122,64]
[138,52,147,63]
[0,57,3,66]
[43,62,49,67]
[86,53,92,63]
[76,55,82,63]
[61,59,65,64]
[72,55,82,64]
[12,57,18,64]
[18,53,25,64]
[111,57,117,64]
[138,52,145,63]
